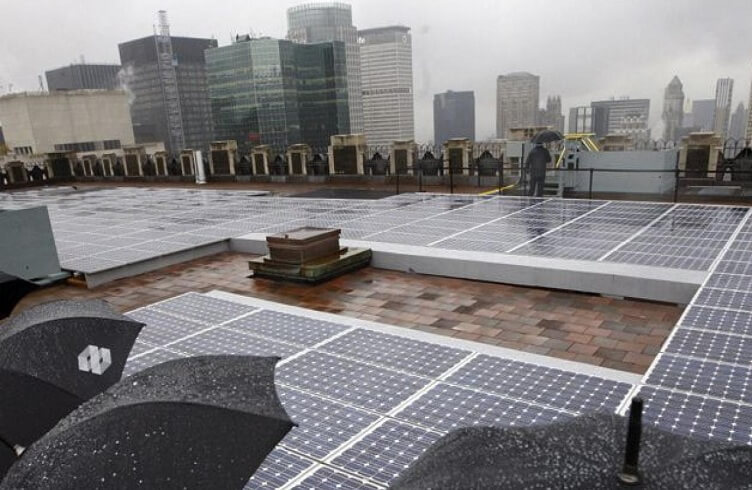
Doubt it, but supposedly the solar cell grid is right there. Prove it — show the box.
[634,386,752,445]
[395,383,569,433]
[151,292,257,324]
[277,388,380,460]
[329,420,442,486]
[705,273,752,292]
[679,306,752,337]
[715,260,752,276]
[645,354,752,404]
[244,448,315,490]
[294,467,381,490]
[695,288,752,311]
[224,310,349,346]
[169,327,302,358]
[277,352,431,412]
[665,328,752,365]
[445,354,632,413]
[318,328,470,377]
[127,308,209,345]
[4,188,746,274]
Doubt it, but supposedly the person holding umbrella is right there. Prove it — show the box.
[525,142,551,197]
[525,129,563,197]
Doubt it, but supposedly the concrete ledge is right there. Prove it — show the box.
[83,241,231,288]
[231,233,703,304]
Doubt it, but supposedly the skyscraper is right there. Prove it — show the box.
[118,13,216,154]
[568,106,593,133]
[728,103,747,140]
[747,79,752,140]
[713,77,734,137]
[358,26,414,145]
[287,2,364,133]
[496,72,539,139]
[205,36,349,153]
[590,98,650,140]
[45,64,121,91]
[433,90,475,144]
[691,99,716,131]
[662,76,684,141]
[539,96,565,133]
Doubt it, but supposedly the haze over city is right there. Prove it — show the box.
[2,0,751,141]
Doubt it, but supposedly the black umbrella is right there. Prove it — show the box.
[530,129,564,144]
[0,299,143,470]
[392,399,752,489]
[1,355,295,490]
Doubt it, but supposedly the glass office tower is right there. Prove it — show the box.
[206,36,349,153]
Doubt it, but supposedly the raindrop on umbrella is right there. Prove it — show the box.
[0,299,143,477]
[0,355,295,490]
[392,398,752,488]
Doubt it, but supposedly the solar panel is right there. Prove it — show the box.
[645,354,752,405]
[445,354,632,413]
[169,327,302,358]
[634,386,752,445]
[277,352,430,412]
[151,293,257,324]
[695,288,752,312]
[679,305,752,337]
[319,328,470,377]
[329,420,442,486]
[244,448,315,489]
[2,188,748,276]
[277,387,380,460]
[665,328,752,366]
[224,310,349,347]
[294,466,381,490]
[395,383,569,433]
[127,308,209,345]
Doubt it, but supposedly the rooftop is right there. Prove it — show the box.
[4,183,752,485]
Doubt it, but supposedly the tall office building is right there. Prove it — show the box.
[118,12,216,154]
[662,76,684,141]
[568,106,593,133]
[713,77,733,138]
[206,36,349,153]
[590,98,650,140]
[496,72,539,139]
[358,26,414,145]
[433,90,474,144]
[287,2,364,133]
[45,64,121,91]
[691,99,716,131]
[539,96,565,133]
[747,77,752,139]
[728,103,747,140]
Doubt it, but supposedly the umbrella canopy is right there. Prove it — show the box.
[0,439,16,482]
[1,355,294,490]
[0,300,143,453]
[530,129,564,144]
[391,412,752,489]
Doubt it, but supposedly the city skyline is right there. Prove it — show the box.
[1,0,751,142]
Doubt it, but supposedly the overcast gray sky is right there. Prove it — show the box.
[1,0,751,141]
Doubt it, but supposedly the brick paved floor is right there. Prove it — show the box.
[15,252,682,374]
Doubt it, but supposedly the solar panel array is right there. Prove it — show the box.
[124,292,633,489]
[631,213,752,445]
[1,187,749,275]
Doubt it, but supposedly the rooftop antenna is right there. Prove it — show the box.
[38,75,45,92]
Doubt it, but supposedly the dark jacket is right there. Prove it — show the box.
[526,146,551,177]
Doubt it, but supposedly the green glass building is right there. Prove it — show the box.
[206,36,349,154]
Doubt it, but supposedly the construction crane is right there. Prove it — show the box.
[154,10,185,154]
